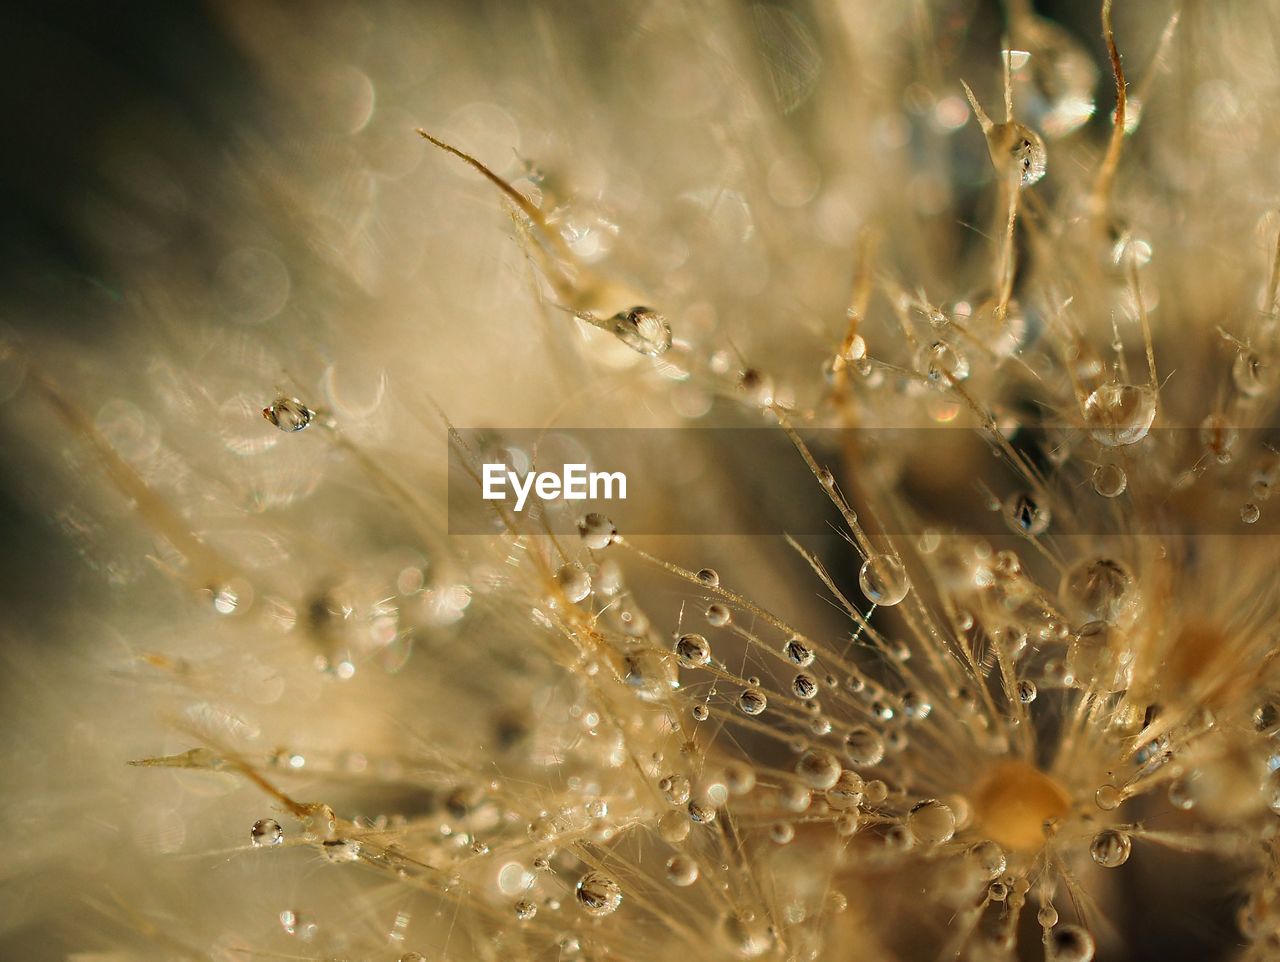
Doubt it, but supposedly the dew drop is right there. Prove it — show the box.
[555,563,592,604]
[827,770,865,810]
[1038,905,1060,928]
[692,704,709,721]
[660,773,692,806]
[1083,383,1157,447]
[992,122,1047,186]
[575,871,622,916]
[859,554,909,606]
[251,818,283,847]
[795,749,842,790]
[263,396,315,432]
[515,899,537,921]
[916,341,970,386]
[1092,463,1127,498]
[1242,503,1262,524]
[719,912,774,959]
[658,810,690,843]
[844,726,886,767]
[1089,828,1131,867]
[1061,557,1134,624]
[791,673,819,700]
[321,838,362,863]
[610,307,671,357]
[695,567,720,588]
[738,688,768,716]
[576,513,617,550]
[770,821,795,844]
[1233,351,1274,398]
[969,840,1007,879]
[1004,491,1051,536]
[674,633,712,668]
[1017,680,1038,704]
[907,799,956,844]
[706,603,731,626]
[783,638,815,667]
[1047,924,1095,962]
[665,854,699,886]
[1094,784,1122,811]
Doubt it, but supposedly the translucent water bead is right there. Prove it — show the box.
[1089,828,1131,867]
[554,562,592,603]
[263,396,314,432]
[250,818,283,846]
[674,633,712,667]
[1083,383,1157,447]
[859,554,909,606]
[610,307,671,357]
[575,871,623,916]
[1004,491,1051,536]
[576,513,617,549]
[993,122,1048,186]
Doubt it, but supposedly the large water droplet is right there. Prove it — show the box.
[859,554,909,606]
[1083,383,1156,446]
[610,307,671,356]
[251,818,283,847]
[575,871,623,916]
[1089,828,1131,867]
[263,396,314,432]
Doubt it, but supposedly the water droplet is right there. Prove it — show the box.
[907,799,956,844]
[1233,351,1274,397]
[1017,680,1038,703]
[969,840,1007,878]
[739,368,775,407]
[321,838,362,863]
[263,396,314,432]
[1242,503,1262,524]
[1089,828,1131,867]
[1083,383,1157,447]
[827,770,865,810]
[660,774,692,806]
[992,122,1047,186]
[724,761,757,795]
[916,341,970,386]
[1004,491,1051,536]
[738,688,768,716]
[251,818,283,847]
[576,513,617,549]
[674,633,712,668]
[706,603,731,626]
[665,854,699,886]
[695,567,720,588]
[783,638,815,667]
[1095,784,1122,811]
[575,871,622,916]
[791,673,819,700]
[658,810,690,843]
[610,307,671,356]
[859,554,909,606]
[692,704,709,721]
[1092,462,1127,498]
[844,726,886,766]
[688,799,718,824]
[1047,924,1095,962]
[795,749,842,790]
[515,899,537,921]
[1038,904,1060,928]
[555,563,592,603]
[1061,557,1134,624]
[719,911,774,959]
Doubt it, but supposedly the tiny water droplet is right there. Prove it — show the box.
[795,749,842,790]
[263,397,314,432]
[251,818,283,847]
[844,726,886,766]
[695,567,720,588]
[706,603,731,626]
[907,799,956,844]
[665,854,699,886]
[610,307,671,357]
[738,688,768,716]
[515,899,537,921]
[1242,503,1261,524]
[555,563,592,603]
[1004,491,1051,536]
[576,513,617,549]
[1092,462,1127,498]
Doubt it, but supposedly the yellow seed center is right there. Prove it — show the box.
[971,760,1070,853]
